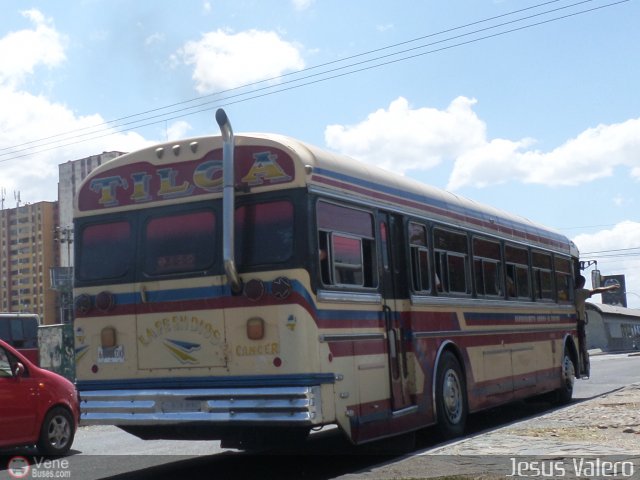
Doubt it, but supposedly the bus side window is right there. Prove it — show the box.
[532,251,554,301]
[316,201,377,289]
[318,231,331,284]
[505,244,531,300]
[555,256,573,303]
[433,227,469,294]
[473,237,502,298]
[408,222,430,293]
[332,234,364,286]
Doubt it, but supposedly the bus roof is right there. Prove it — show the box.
[0,313,40,322]
[75,133,576,256]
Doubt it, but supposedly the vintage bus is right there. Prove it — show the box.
[73,109,583,448]
[0,313,40,365]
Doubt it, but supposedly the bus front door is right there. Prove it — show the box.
[378,212,413,411]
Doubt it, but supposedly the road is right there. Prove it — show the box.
[573,351,640,399]
[1,352,638,480]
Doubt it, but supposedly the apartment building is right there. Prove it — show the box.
[0,151,125,325]
[0,201,59,324]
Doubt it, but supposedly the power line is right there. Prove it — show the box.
[581,247,640,255]
[0,0,629,165]
[0,0,572,160]
[0,0,623,161]
[581,249,640,262]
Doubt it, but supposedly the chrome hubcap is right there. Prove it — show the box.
[47,414,71,449]
[442,369,463,423]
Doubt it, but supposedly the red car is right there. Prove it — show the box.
[0,338,79,455]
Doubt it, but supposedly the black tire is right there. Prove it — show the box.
[556,351,575,405]
[37,406,75,456]
[435,351,467,439]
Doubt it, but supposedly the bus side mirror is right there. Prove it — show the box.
[591,269,602,288]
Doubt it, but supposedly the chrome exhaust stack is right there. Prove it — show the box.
[215,108,242,293]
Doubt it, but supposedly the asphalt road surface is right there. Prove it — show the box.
[1,352,638,480]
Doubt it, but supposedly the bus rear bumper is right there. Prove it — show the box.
[79,385,324,426]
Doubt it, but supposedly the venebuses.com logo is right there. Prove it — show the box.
[7,457,30,479]
[6,456,71,479]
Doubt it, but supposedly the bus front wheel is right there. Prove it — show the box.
[435,351,467,439]
[556,351,575,404]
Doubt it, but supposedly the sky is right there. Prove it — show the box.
[1,0,639,306]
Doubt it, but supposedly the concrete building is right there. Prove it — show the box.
[586,302,640,352]
[57,151,124,267]
[0,201,59,324]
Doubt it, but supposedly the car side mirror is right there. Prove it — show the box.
[14,362,25,378]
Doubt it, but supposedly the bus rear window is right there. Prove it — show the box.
[144,210,217,276]
[235,200,294,266]
[77,221,133,281]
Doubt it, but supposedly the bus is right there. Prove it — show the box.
[73,109,584,448]
[0,313,40,365]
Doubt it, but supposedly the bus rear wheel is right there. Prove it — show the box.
[435,351,467,439]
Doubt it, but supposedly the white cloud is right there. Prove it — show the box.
[325,96,485,172]
[175,29,305,93]
[0,9,156,203]
[377,24,395,32]
[573,222,640,308]
[145,32,164,46]
[449,118,640,190]
[0,86,150,203]
[291,0,315,11]
[0,9,67,88]
[324,96,640,192]
[165,121,192,141]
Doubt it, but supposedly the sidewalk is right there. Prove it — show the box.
[339,383,640,479]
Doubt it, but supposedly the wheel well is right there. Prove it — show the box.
[45,404,75,427]
[564,336,579,374]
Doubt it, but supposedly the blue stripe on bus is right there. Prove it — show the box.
[76,373,336,391]
[142,284,228,302]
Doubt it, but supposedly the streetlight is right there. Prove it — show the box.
[55,226,74,268]
[53,226,74,323]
